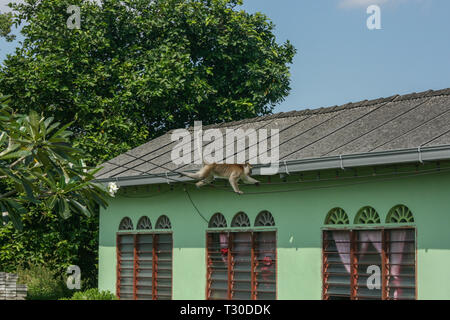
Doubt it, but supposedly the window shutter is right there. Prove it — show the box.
[117,234,134,300]
[323,230,351,299]
[230,232,252,300]
[136,234,153,300]
[206,233,230,300]
[254,231,276,300]
[207,231,277,300]
[322,228,416,300]
[117,232,172,300]
[354,230,382,299]
[385,229,416,300]
[155,234,173,300]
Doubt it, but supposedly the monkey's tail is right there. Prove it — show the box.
[177,171,197,179]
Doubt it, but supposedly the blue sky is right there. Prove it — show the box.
[1,0,449,112]
[239,0,450,112]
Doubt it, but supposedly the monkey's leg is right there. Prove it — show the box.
[229,174,243,194]
[196,175,214,188]
[242,175,260,185]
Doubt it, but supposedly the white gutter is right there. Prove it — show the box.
[95,144,450,187]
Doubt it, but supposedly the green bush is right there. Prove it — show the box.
[0,206,100,290]
[16,264,72,300]
[60,288,117,300]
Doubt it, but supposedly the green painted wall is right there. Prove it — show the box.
[98,164,450,299]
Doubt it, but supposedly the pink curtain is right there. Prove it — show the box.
[389,230,406,299]
[219,233,228,263]
[359,230,407,299]
[332,230,408,299]
[333,231,382,277]
[358,231,382,255]
[258,233,275,287]
[332,231,351,273]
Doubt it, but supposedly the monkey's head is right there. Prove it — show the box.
[244,162,253,175]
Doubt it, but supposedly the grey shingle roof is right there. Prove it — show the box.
[96,88,450,181]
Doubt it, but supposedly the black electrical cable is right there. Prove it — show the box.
[185,187,209,224]
[119,152,198,183]
[117,164,449,224]
[120,189,171,199]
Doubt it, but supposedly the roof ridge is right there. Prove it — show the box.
[168,88,450,133]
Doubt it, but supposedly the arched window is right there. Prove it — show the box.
[324,207,349,225]
[386,205,414,223]
[209,213,227,228]
[322,204,416,300]
[255,211,275,227]
[155,215,172,229]
[354,206,380,224]
[119,217,134,230]
[231,212,251,227]
[137,216,152,230]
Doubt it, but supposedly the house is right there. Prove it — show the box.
[95,88,450,300]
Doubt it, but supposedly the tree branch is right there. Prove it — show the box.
[0,189,17,199]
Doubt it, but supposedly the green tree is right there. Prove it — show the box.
[0,0,295,290]
[2,209,101,290]
[0,0,296,164]
[0,11,16,42]
[0,95,109,289]
[0,95,109,230]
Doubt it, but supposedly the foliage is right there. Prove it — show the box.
[0,0,295,289]
[0,0,296,164]
[0,205,100,290]
[0,96,108,287]
[0,11,16,42]
[60,288,117,300]
[16,263,73,300]
[0,95,109,230]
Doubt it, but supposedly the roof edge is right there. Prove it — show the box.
[95,144,450,187]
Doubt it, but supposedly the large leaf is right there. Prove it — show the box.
[70,199,91,218]
[0,102,110,229]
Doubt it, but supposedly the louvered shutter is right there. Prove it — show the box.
[323,228,416,300]
[155,233,173,299]
[386,229,416,300]
[254,231,276,300]
[354,230,382,299]
[207,233,230,300]
[230,232,252,300]
[136,234,153,300]
[117,234,134,299]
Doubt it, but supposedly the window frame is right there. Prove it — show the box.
[116,229,173,300]
[205,226,278,300]
[321,225,417,300]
